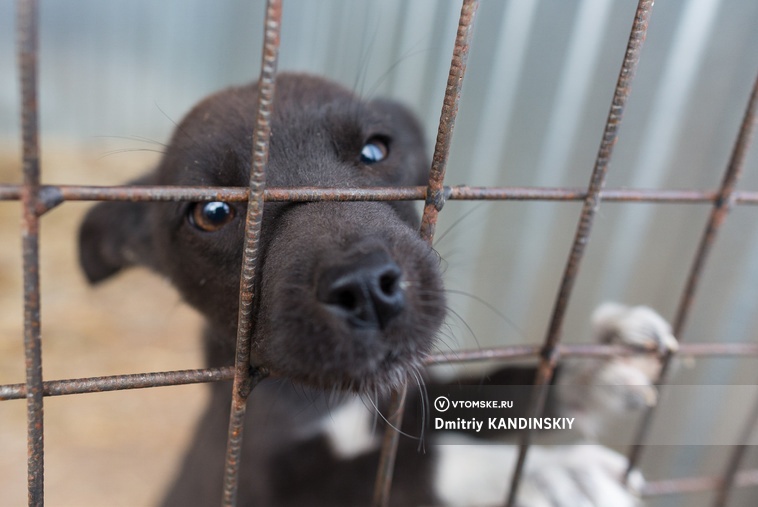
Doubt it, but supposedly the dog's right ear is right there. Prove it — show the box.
[78,175,156,284]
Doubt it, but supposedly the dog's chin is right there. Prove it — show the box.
[335,353,425,395]
[260,325,433,395]
[284,362,418,396]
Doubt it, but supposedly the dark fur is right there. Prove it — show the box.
[80,74,448,505]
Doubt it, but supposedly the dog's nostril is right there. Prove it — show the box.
[333,288,359,311]
[379,271,398,296]
[317,253,405,330]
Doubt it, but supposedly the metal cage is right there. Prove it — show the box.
[2,0,758,505]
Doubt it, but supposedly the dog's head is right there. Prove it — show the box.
[79,73,446,392]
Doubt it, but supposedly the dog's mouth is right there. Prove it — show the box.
[262,337,431,394]
[260,281,441,393]
[255,234,445,393]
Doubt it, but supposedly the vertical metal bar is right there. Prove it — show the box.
[372,1,479,506]
[712,390,758,507]
[672,70,758,339]
[418,0,479,244]
[220,1,281,505]
[626,69,758,478]
[371,385,408,507]
[17,1,44,506]
[505,1,655,505]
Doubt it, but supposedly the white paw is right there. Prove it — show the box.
[519,445,643,507]
[434,434,517,506]
[433,437,643,506]
[558,303,678,438]
[592,303,677,354]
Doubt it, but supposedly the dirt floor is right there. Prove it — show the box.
[0,144,209,507]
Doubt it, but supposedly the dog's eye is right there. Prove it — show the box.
[360,137,389,164]
[188,201,235,232]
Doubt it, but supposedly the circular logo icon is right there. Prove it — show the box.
[434,396,450,412]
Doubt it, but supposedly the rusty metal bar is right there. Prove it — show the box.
[220,1,280,506]
[5,184,758,207]
[2,2,755,505]
[1,341,755,402]
[418,0,479,243]
[371,386,408,507]
[667,66,758,499]
[505,2,655,505]
[0,367,235,401]
[626,69,758,479]
[712,392,758,506]
[424,341,758,365]
[450,187,723,204]
[674,71,758,344]
[643,469,758,497]
[372,1,479,505]
[17,1,44,505]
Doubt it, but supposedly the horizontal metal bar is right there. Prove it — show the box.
[1,184,758,207]
[643,469,758,497]
[451,187,739,203]
[425,342,758,365]
[2,342,755,401]
[0,367,235,400]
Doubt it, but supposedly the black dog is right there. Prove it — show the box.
[80,74,673,506]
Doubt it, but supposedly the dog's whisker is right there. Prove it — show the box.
[364,386,419,441]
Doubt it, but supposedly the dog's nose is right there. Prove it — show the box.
[317,250,405,330]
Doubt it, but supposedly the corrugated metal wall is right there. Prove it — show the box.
[1,1,758,505]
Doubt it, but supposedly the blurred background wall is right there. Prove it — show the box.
[1,1,758,506]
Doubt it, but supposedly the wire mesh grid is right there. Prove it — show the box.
[2,0,758,505]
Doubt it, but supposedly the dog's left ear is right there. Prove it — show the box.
[369,99,430,186]
[78,174,156,284]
